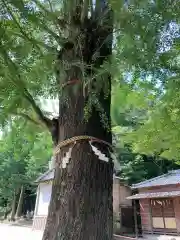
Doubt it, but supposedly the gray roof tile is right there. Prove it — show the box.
[35,168,54,183]
[132,170,180,189]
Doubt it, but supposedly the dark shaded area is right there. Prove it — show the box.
[22,187,36,215]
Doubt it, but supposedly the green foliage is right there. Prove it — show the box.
[0,0,178,128]
[110,1,180,163]
[112,77,180,183]
[0,119,52,207]
[113,125,180,184]
[118,75,180,161]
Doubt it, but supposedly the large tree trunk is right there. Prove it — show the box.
[15,185,24,219]
[43,2,113,240]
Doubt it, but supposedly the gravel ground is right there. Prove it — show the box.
[0,223,43,240]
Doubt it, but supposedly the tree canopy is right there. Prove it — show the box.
[0,0,179,133]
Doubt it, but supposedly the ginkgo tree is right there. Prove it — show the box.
[122,78,180,161]
[0,0,179,239]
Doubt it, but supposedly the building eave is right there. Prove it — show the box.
[35,168,54,183]
[127,190,180,200]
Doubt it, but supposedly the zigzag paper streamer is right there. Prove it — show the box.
[61,146,73,168]
[89,142,109,162]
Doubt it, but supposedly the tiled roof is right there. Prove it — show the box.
[132,170,180,189]
[35,169,122,184]
[35,168,54,183]
[127,190,180,200]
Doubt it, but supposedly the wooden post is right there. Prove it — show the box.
[149,199,153,234]
[133,200,138,239]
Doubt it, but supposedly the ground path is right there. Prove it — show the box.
[0,223,180,240]
[0,223,43,240]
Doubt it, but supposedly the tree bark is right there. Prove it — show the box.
[43,2,113,240]
[9,191,17,221]
[15,185,24,219]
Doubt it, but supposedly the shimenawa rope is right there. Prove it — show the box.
[54,135,112,155]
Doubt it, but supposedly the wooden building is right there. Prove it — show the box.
[128,170,180,235]
[32,167,54,231]
[113,177,133,234]
[33,169,132,232]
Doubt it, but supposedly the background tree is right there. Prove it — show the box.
[112,76,180,184]
[0,0,179,239]
[0,119,52,219]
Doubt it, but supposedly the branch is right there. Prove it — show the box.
[95,0,101,16]
[12,112,40,126]
[81,0,89,21]
[0,44,52,129]
[31,0,62,43]
[90,0,94,19]
[22,88,52,129]
[1,0,42,52]
[47,0,53,13]
[2,0,61,47]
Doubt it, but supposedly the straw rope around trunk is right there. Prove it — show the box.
[54,135,113,155]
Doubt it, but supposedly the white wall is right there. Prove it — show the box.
[37,182,52,216]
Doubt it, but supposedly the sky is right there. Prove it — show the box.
[40,98,59,119]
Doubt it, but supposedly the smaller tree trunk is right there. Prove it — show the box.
[4,206,11,220]
[9,191,17,221]
[15,185,24,219]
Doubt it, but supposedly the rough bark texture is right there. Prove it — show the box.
[44,143,113,240]
[43,3,113,240]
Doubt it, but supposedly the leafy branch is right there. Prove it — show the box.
[12,112,40,126]
[0,43,52,129]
